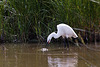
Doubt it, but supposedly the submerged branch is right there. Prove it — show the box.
[73,28,99,34]
[90,0,100,5]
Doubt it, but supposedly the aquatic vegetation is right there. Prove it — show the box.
[0,0,99,43]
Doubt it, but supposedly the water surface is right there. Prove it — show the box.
[0,43,100,67]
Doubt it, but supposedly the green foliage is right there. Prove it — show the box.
[0,0,100,42]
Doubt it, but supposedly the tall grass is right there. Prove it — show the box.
[0,0,100,43]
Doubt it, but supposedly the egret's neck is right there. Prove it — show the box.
[47,32,60,42]
[51,32,60,39]
[53,33,58,39]
[48,32,58,40]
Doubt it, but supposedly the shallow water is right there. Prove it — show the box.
[0,43,100,67]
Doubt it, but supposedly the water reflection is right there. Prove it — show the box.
[47,53,78,67]
[0,43,100,67]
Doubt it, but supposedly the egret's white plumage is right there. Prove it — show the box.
[47,23,78,43]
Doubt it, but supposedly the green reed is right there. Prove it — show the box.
[0,0,99,42]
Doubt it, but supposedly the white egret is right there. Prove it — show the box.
[47,23,78,48]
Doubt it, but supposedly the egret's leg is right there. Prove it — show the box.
[63,38,66,48]
[63,38,69,48]
[65,35,69,48]
[66,38,69,48]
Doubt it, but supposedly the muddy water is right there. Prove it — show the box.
[0,43,100,67]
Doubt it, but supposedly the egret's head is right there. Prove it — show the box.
[47,36,52,44]
[47,32,56,44]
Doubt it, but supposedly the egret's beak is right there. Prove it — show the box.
[46,41,50,47]
[46,42,48,47]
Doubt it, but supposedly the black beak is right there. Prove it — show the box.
[45,42,48,48]
[46,42,48,45]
